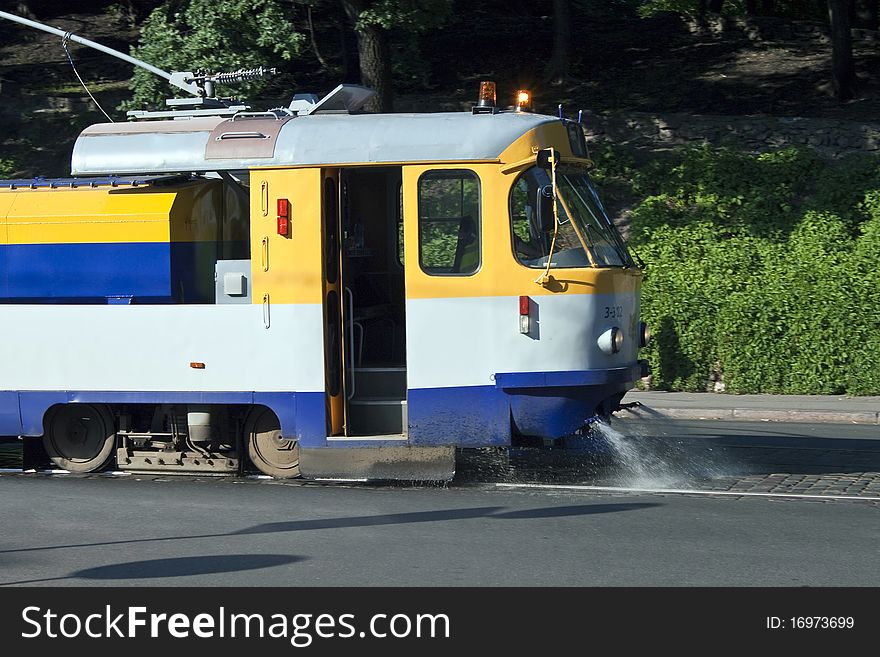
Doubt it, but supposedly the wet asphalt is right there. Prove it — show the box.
[0,419,878,587]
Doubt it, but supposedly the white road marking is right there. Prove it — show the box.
[495,482,880,502]
[315,478,369,482]
[326,436,407,442]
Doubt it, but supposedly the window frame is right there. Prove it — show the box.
[508,165,632,270]
[416,168,482,277]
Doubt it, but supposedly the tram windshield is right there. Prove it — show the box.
[510,166,633,268]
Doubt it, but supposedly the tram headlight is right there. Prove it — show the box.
[597,327,623,355]
[639,321,651,348]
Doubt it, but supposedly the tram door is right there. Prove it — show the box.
[322,169,347,436]
[323,166,408,438]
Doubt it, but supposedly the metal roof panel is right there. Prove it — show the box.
[71,111,559,175]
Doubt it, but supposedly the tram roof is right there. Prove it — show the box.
[71,111,561,176]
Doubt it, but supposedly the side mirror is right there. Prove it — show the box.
[535,184,555,232]
[536,148,554,170]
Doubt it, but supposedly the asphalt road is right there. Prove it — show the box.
[0,419,878,587]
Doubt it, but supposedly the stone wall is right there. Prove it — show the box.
[582,110,880,159]
[580,14,880,160]
[682,12,880,45]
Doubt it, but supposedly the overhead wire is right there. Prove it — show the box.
[61,31,114,123]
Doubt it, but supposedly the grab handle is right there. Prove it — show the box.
[260,180,269,216]
[216,131,269,140]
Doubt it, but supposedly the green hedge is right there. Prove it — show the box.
[595,143,880,395]
[0,159,16,178]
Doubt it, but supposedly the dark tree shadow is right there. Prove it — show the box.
[0,502,661,563]
[73,554,303,580]
[490,503,657,519]
[233,503,658,535]
[2,554,304,586]
[655,315,696,389]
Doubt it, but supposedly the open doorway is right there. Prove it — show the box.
[336,166,407,436]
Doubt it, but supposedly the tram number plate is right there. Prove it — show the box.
[603,305,624,319]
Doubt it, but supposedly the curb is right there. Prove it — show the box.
[623,407,880,424]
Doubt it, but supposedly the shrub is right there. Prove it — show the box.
[605,143,880,394]
[0,159,17,178]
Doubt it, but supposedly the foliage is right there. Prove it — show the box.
[123,0,307,110]
[355,0,453,31]
[633,0,703,17]
[0,158,17,178]
[599,144,880,394]
[122,0,455,108]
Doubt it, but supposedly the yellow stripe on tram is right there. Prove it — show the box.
[1,180,227,245]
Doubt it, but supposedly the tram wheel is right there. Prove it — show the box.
[42,404,117,473]
[245,407,300,479]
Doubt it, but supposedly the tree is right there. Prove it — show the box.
[854,0,879,29]
[544,0,571,85]
[306,3,332,71]
[339,0,452,112]
[828,0,856,101]
[1,1,33,16]
[340,0,392,111]
[125,0,306,109]
[125,0,452,113]
[116,1,166,25]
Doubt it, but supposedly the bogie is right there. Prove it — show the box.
[113,404,245,475]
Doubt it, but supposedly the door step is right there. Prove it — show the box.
[352,367,406,398]
[300,445,454,481]
[348,398,407,435]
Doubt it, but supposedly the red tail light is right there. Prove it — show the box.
[519,296,531,334]
[277,198,290,237]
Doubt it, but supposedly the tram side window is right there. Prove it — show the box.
[418,170,481,276]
